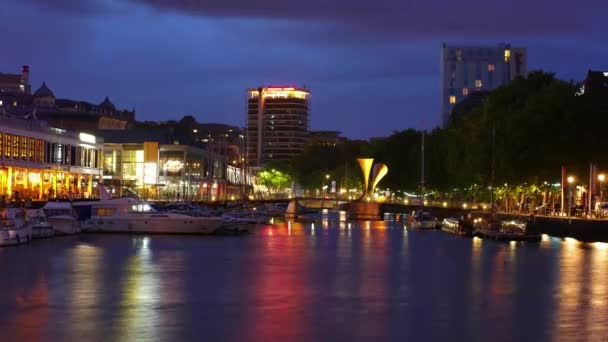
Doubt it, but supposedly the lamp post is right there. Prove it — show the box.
[599,174,605,202]
[567,176,575,216]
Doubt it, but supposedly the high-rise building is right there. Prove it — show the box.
[246,86,310,167]
[440,43,527,126]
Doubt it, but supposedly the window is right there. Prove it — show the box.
[488,64,495,72]
[28,138,34,160]
[95,208,117,216]
[12,135,19,158]
[504,49,511,62]
[462,88,469,96]
[21,136,27,160]
[449,96,456,104]
[475,80,482,88]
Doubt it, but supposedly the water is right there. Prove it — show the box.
[1,220,608,341]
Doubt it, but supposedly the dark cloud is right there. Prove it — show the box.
[132,0,604,38]
[25,0,111,14]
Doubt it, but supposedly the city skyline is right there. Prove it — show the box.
[1,0,607,138]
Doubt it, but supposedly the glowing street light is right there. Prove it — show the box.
[567,176,575,216]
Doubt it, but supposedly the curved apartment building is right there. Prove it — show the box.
[246,87,310,167]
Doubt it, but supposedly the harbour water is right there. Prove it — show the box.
[1,219,608,341]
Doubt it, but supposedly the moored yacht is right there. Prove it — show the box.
[26,209,54,239]
[441,217,472,237]
[42,201,80,235]
[79,198,224,234]
[75,185,223,234]
[473,215,540,242]
[0,208,33,246]
[407,211,438,229]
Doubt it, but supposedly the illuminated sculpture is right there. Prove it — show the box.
[356,158,388,199]
[370,163,388,194]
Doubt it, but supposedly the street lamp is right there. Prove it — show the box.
[599,174,605,202]
[567,176,575,216]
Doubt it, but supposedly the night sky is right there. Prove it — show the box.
[1,0,607,138]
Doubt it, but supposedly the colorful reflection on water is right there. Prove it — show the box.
[0,218,607,341]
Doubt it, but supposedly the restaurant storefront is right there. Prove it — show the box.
[0,117,103,201]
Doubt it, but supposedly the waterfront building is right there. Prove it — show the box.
[440,43,527,126]
[0,115,103,201]
[0,65,30,95]
[100,131,245,201]
[0,70,134,132]
[246,86,310,167]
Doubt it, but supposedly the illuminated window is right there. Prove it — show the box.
[504,50,511,62]
[475,80,482,88]
[449,96,456,104]
[4,134,11,158]
[462,88,469,96]
[21,136,27,160]
[12,135,19,158]
[488,64,495,72]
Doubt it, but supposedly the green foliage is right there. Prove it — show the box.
[257,167,291,194]
[288,71,608,200]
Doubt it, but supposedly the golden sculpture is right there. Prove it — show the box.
[357,158,388,199]
[357,158,374,196]
[370,163,388,195]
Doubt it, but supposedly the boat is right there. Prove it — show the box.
[42,201,80,235]
[0,208,33,246]
[473,216,540,242]
[408,211,438,229]
[26,209,54,239]
[217,216,257,234]
[75,185,224,234]
[441,217,472,236]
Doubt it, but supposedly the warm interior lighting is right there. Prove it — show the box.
[504,49,511,62]
[249,87,309,99]
[449,95,456,104]
[79,132,96,144]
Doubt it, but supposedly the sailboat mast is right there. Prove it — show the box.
[490,124,496,211]
[421,131,425,207]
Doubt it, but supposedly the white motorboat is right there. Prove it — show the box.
[42,202,80,235]
[26,209,54,239]
[76,186,223,234]
[0,208,33,246]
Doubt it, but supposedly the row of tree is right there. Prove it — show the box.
[279,71,608,203]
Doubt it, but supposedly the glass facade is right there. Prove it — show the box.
[103,142,239,201]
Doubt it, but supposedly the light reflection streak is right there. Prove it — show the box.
[587,240,608,341]
[553,236,584,341]
[116,237,160,342]
[68,244,103,336]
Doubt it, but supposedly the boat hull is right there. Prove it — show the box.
[474,229,541,242]
[48,216,80,235]
[82,216,224,234]
[32,224,54,239]
[0,226,32,246]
